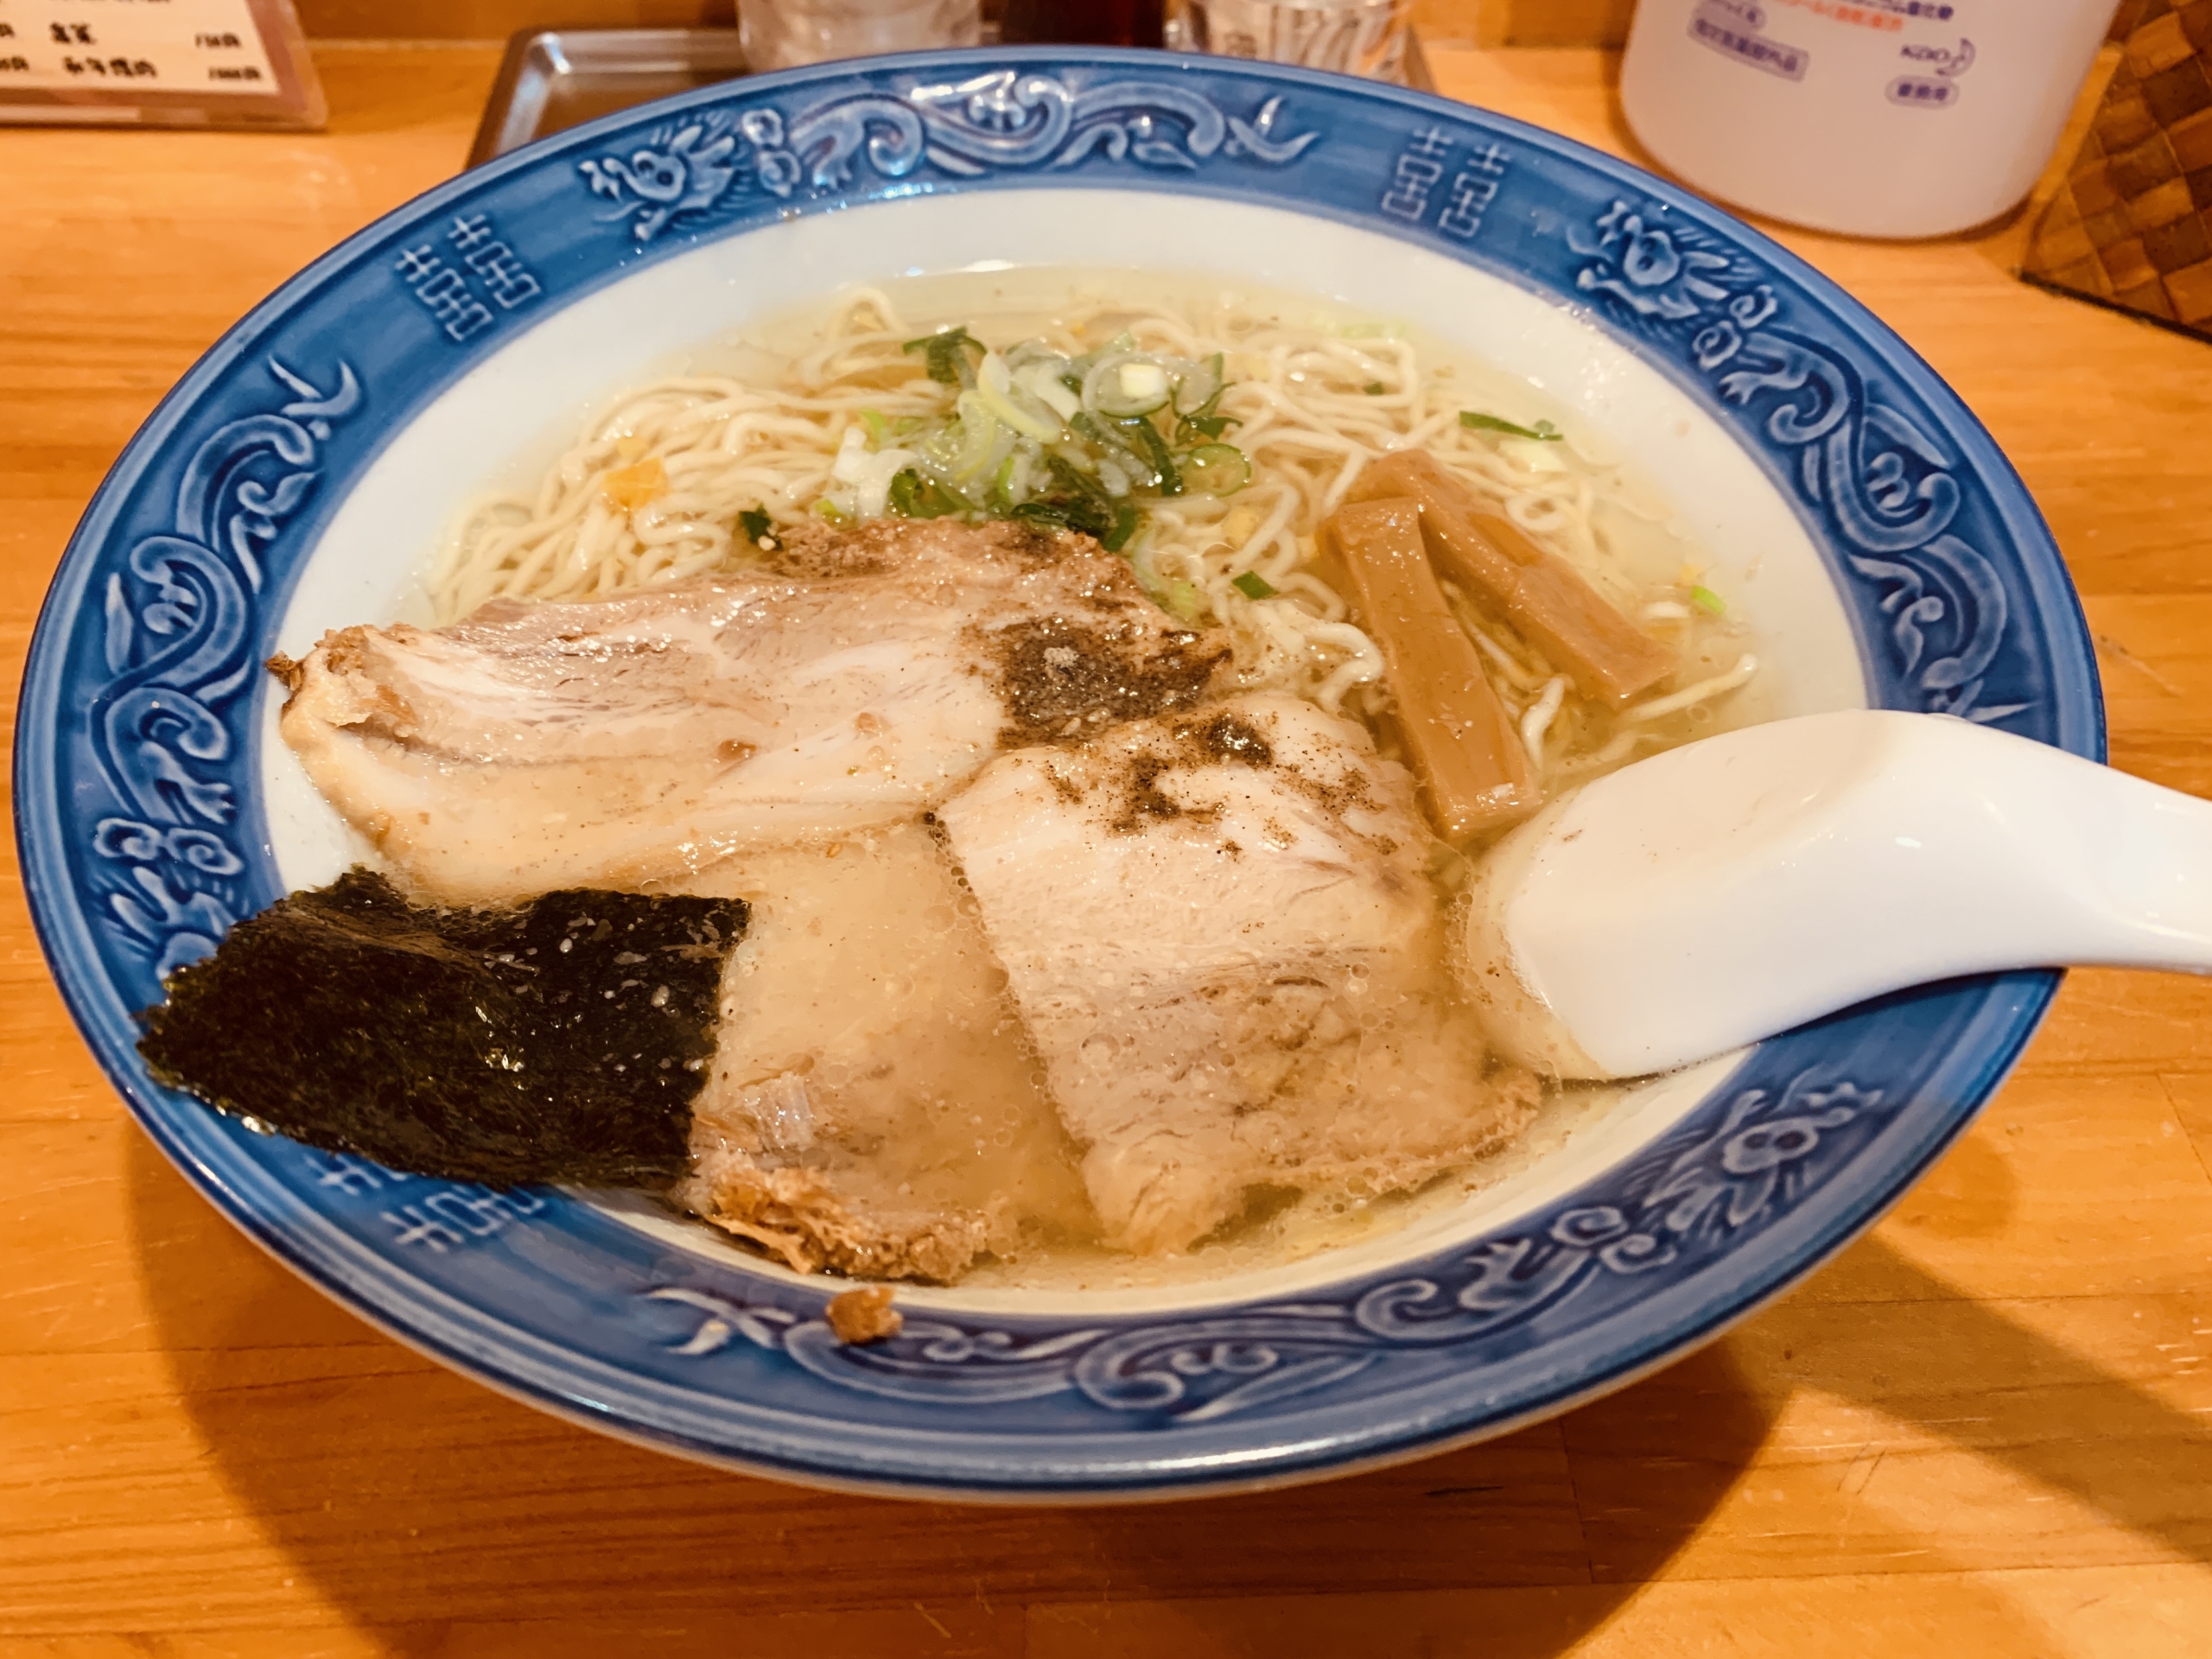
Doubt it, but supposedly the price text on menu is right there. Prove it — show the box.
[0,0,278,94]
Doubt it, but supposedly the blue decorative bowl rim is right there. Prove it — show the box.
[16,46,2101,1500]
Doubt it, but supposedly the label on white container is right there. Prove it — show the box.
[1690,0,1985,100]
[1621,0,2117,238]
[1689,0,1812,81]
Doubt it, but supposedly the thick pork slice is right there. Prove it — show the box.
[938,693,1540,1255]
[273,519,1226,903]
[672,821,1093,1281]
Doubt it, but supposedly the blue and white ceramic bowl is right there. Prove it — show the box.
[17,48,2099,1499]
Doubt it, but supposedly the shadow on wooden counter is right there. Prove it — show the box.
[118,1113,2212,1652]
[118,1128,1766,1651]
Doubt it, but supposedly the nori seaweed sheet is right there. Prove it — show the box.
[137,868,748,1189]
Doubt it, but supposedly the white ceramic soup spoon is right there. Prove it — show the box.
[1461,709,2212,1079]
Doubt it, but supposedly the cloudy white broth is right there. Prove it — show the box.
[268,269,1764,1290]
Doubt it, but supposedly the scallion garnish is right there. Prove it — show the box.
[738,506,779,549]
[1459,411,1561,442]
[1231,571,1278,600]
[887,469,965,521]
[902,325,984,387]
[864,322,1249,601]
[1119,416,1183,496]
[1183,442,1250,496]
[1009,454,1126,545]
[1173,361,1236,445]
[1690,584,1727,617]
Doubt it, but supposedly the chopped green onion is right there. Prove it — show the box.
[865,321,1252,556]
[1231,571,1277,601]
[888,469,965,521]
[1460,411,1562,442]
[988,453,1019,512]
[810,498,853,524]
[1045,451,1109,503]
[1089,353,1177,417]
[1363,382,1387,396]
[1115,360,1173,413]
[974,356,1064,443]
[903,325,983,387]
[1119,417,1183,495]
[1171,353,1226,419]
[1163,579,1205,622]
[946,391,1004,483]
[1689,584,1728,617]
[1183,442,1250,496]
[1174,368,1236,445]
[1069,410,1132,461]
[1020,493,1137,552]
[1012,454,1129,546]
[738,506,778,549]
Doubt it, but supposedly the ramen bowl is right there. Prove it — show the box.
[16,48,2099,1499]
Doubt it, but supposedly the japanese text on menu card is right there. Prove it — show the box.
[0,0,278,92]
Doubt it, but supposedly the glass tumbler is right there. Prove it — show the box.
[739,0,982,72]
[1165,0,1415,84]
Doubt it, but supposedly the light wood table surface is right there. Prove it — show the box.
[5,41,2211,1659]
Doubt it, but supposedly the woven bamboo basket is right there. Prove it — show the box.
[2021,0,2212,340]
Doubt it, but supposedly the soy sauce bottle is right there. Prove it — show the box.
[999,0,1164,47]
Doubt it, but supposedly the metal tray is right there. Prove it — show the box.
[467,25,1436,167]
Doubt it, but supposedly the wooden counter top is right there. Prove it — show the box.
[3,41,2209,1658]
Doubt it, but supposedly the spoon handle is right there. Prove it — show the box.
[2031,743,2212,970]
[1467,711,2212,1079]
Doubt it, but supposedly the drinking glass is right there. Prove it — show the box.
[740,0,982,72]
[1165,0,1415,84]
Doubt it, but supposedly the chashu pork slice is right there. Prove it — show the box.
[272,519,1227,904]
[671,820,1092,1281]
[938,692,1541,1255]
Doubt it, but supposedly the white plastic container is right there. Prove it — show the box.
[1620,0,2120,238]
